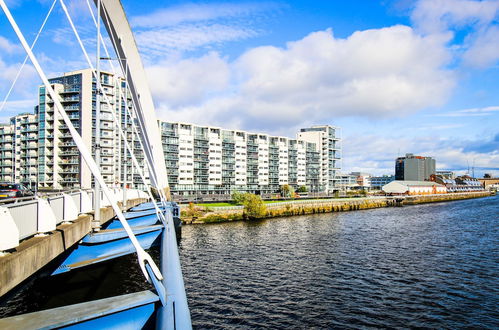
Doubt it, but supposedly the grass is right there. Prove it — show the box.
[193,202,237,207]
[193,197,349,208]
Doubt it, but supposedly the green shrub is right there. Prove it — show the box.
[297,185,308,193]
[243,194,267,219]
[231,191,246,205]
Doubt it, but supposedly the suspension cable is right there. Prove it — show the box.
[0,0,163,286]
[58,0,167,224]
[0,0,57,113]
[86,0,170,212]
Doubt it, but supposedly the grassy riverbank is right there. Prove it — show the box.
[181,191,494,224]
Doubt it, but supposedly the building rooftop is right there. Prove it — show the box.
[392,180,444,187]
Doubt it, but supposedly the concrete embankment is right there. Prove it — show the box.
[0,198,147,298]
[184,192,494,224]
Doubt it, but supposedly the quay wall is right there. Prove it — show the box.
[186,192,493,224]
[0,198,147,298]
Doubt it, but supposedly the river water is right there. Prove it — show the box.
[180,195,498,329]
[1,195,498,328]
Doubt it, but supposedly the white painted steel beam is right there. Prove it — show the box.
[94,0,169,193]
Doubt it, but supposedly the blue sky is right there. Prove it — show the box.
[0,0,498,177]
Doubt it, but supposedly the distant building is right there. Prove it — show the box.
[477,177,499,189]
[436,170,455,179]
[382,180,446,195]
[337,173,358,190]
[432,174,485,192]
[350,172,371,189]
[370,175,395,190]
[395,153,435,181]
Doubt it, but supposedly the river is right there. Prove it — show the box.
[1,195,498,328]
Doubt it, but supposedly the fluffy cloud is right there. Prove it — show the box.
[411,0,499,34]
[412,0,499,68]
[150,26,454,131]
[343,132,499,176]
[146,52,230,108]
[0,36,38,102]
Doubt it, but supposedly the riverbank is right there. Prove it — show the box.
[182,191,494,224]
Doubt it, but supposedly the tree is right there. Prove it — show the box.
[231,191,246,205]
[243,193,267,219]
[280,184,294,198]
[297,185,308,193]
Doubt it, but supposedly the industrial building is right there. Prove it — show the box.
[382,180,447,195]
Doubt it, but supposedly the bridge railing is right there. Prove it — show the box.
[0,188,148,253]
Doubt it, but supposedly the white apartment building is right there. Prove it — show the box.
[297,125,342,193]
[0,124,15,184]
[37,69,140,189]
[0,69,342,196]
[0,113,38,188]
[159,122,333,197]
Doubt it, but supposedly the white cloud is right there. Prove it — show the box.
[135,24,257,60]
[146,52,230,108]
[0,37,39,100]
[462,25,499,67]
[436,105,499,117]
[150,26,454,132]
[0,36,22,54]
[0,99,36,114]
[342,133,499,176]
[131,2,281,28]
[412,0,499,34]
[412,0,499,68]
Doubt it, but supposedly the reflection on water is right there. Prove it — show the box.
[179,195,498,328]
[1,195,498,328]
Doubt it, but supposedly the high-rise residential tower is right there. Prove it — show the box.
[297,125,342,193]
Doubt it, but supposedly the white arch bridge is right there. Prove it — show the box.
[0,0,192,328]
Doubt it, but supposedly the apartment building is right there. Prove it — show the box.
[36,69,141,189]
[297,125,342,193]
[0,124,15,183]
[0,69,342,195]
[160,122,325,196]
[0,113,39,188]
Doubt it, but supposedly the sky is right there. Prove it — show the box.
[0,0,498,177]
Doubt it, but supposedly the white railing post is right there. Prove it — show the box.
[0,206,19,253]
[62,193,79,223]
[36,198,57,235]
[80,190,93,213]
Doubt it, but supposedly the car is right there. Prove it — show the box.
[0,183,34,199]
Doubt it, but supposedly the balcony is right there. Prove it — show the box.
[61,96,79,102]
[60,88,80,94]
